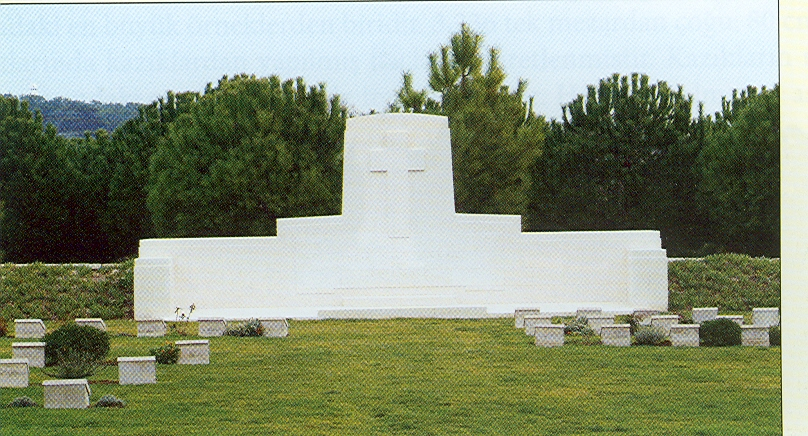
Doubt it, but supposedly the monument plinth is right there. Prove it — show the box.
[135,113,667,319]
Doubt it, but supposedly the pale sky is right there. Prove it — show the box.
[1,1,778,120]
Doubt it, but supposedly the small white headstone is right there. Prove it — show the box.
[576,308,602,320]
[752,308,779,327]
[633,309,661,326]
[649,315,679,336]
[523,315,553,335]
[260,319,289,337]
[11,342,46,368]
[14,319,46,339]
[741,326,770,347]
[75,318,106,331]
[176,340,210,364]
[717,315,744,326]
[600,324,631,347]
[118,356,157,385]
[0,359,29,388]
[514,308,541,328]
[137,319,167,337]
[691,307,718,324]
[43,379,91,409]
[534,325,565,347]
[198,318,227,337]
[670,324,700,347]
[587,315,615,335]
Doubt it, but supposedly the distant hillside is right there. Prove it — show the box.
[7,94,141,138]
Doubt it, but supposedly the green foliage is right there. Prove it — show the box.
[95,394,126,408]
[563,317,595,336]
[697,85,779,257]
[0,261,134,321]
[668,254,780,311]
[633,326,668,346]
[149,342,180,364]
[700,318,742,347]
[7,396,37,408]
[390,23,546,216]
[44,323,110,378]
[18,94,139,138]
[768,326,780,346]
[224,318,264,337]
[148,74,346,237]
[615,314,638,335]
[0,316,7,337]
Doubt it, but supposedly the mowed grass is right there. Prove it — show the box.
[1,319,781,435]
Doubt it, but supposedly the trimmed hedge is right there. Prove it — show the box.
[700,318,742,347]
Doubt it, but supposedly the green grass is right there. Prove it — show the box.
[1,319,781,435]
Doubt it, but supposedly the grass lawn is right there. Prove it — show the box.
[1,319,781,435]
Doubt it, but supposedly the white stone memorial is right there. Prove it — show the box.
[14,319,46,338]
[75,318,107,331]
[691,308,718,324]
[260,319,289,337]
[137,319,167,337]
[741,326,770,347]
[587,315,615,335]
[534,325,566,347]
[600,324,631,347]
[198,318,227,337]
[43,379,91,409]
[0,359,29,388]
[633,309,661,326]
[12,342,45,368]
[649,315,679,336]
[523,315,553,335]
[717,315,744,326]
[176,340,210,365]
[118,356,157,385]
[576,308,603,320]
[670,324,700,347]
[514,308,541,328]
[752,308,780,327]
[134,114,668,320]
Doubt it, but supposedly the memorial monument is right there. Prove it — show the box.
[134,113,667,319]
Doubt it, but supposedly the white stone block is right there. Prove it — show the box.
[534,325,565,347]
[260,319,289,337]
[523,315,553,335]
[587,315,615,335]
[0,359,29,388]
[752,308,780,327]
[75,318,107,331]
[118,356,157,385]
[670,324,700,347]
[633,309,661,326]
[176,340,210,365]
[649,315,679,336]
[717,315,744,326]
[514,308,541,328]
[134,114,669,320]
[137,319,167,337]
[691,308,718,324]
[198,318,227,337]
[12,342,45,368]
[600,324,631,347]
[741,326,770,347]
[43,379,91,409]
[576,308,602,320]
[14,319,46,339]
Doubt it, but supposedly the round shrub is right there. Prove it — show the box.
[700,318,742,346]
[95,395,126,408]
[7,396,37,408]
[44,323,110,378]
[224,318,264,337]
[633,326,668,346]
[563,317,595,336]
[150,342,180,364]
[769,325,780,346]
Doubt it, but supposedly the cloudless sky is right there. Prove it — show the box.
[1,1,778,120]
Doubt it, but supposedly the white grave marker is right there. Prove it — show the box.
[137,319,167,337]
[118,356,157,385]
[514,308,541,328]
[75,318,106,331]
[752,308,779,327]
[43,379,91,409]
[691,308,718,324]
[260,319,289,337]
[0,359,29,388]
[600,324,631,347]
[534,325,565,347]
[12,342,45,368]
[176,340,210,365]
[523,315,553,335]
[198,318,227,337]
[670,324,700,347]
[14,319,46,338]
[741,326,770,347]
